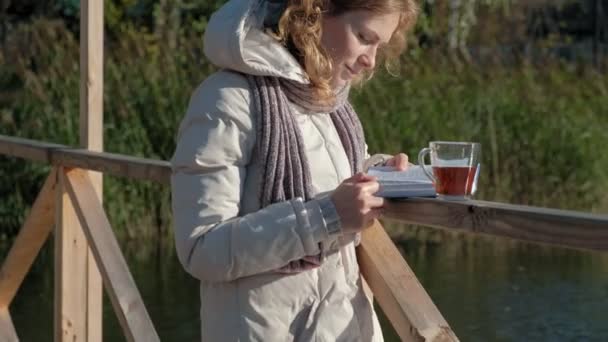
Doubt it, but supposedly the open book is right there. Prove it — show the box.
[367,165,436,198]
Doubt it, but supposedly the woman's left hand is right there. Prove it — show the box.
[384,153,410,171]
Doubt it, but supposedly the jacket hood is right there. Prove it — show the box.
[204,0,308,83]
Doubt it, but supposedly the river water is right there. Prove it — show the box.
[5,225,608,341]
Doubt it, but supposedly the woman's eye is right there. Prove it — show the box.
[358,33,371,44]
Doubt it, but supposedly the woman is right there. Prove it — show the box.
[171,0,418,340]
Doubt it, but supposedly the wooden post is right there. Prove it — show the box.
[358,221,459,341]
[80,1,104,340]
[55,168,89,342]
[54,0,104,341]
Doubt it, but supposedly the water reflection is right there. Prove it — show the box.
[384,224,608,342]
[4,225,608,341]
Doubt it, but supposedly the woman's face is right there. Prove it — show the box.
[321,10,401,89]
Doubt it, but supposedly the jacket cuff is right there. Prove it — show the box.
[291,194,343,252]
[314,194,342,237]
[297,195,340,244]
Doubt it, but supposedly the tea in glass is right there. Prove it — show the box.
[418,141,481,200]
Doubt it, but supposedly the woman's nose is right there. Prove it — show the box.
[358,47,377,70]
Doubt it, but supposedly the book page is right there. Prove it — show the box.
[367,165,432,184]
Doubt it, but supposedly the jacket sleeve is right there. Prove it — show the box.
[171,71,336,283]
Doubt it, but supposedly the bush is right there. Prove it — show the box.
[1,17,606,243]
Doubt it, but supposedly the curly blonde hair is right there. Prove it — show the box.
[267,0,419,102]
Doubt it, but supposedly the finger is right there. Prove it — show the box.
[354,173,377,184]
[353,172,374,182]
[384,154,408,169]
[343,172,365,184]
[367,195,385,208]
[394,153,409,171]
[358,180,380,194]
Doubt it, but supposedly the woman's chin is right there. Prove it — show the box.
[331,75,352,89]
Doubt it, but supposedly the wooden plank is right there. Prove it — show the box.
[0,308,18,342]
[0,135,170,183]
[80,1,104,340]
[80,0,104,154]
[0,135,64,162]
[55,169,88,342]
[63,169,159,342]
[384,198,608,251]
[0,169,56,308]
[357,221,459,341]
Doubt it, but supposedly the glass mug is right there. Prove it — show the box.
[418,141,481,200]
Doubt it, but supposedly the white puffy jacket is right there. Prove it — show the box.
[171,0,385,340]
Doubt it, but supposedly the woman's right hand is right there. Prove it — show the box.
[330,172,384,234]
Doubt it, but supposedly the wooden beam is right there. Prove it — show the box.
[0,308,18,342]
[63,169,159,342]
[358,221,458,341]
[80,0,104,340]
[0,135,170,183]
[0,169,56,308]
[384,198,608,251]
[80,0,104,153]
[55,168,89,342]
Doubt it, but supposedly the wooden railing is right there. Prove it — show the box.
[2,135,608,341]
[0,158,160,341]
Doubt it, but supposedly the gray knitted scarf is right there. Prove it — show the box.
[247,75,366,273]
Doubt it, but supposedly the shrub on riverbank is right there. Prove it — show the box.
[1,19,606,241]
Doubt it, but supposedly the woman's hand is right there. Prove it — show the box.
[331,172,384,233]
[383,153,410,171]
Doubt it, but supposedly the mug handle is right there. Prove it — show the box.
[471,163,481,195]
[417,147,435,183]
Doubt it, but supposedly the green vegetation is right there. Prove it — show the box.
[1,1,607,242]
[356,59,608,211]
